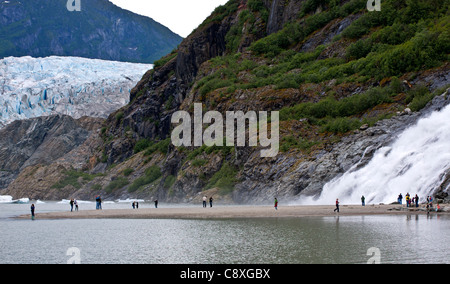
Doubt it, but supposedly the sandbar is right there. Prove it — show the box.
[16,204,449,220]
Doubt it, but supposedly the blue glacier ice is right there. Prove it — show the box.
[0,56,153,128]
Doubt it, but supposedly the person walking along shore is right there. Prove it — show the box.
[334,199,340,213]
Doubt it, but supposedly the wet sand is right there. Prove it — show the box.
[16,204,448,220]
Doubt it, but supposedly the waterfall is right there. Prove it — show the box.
[303,100,450,205]
[267,0,280,35]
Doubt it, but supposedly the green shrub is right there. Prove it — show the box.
[280,88,392,121]
[128,165,162,192]
[122,168,134,177]
[371,22,417,45]
[163,175,176,189]
[250,31,290,57]
[144,138,171,156]
[248,0,265,12]
[192,159,207,167]
[250,9,337,58]
[52,170,101,189]
[346,38,374,60]
[153,51,177,69]
[199,0,239,28]
[406,84,434,112]
[145,166,162,182]
[205,162,238,194]
[92,184,102,191]
[279,82,401,133]
[134,139,151,153]
[321,117,362,133]
[115,111,124,122]
[299,0,332,18]
[105,177,129,193]
[280,135,318,152]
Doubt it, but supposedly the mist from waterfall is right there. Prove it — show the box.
[301,101,450,205]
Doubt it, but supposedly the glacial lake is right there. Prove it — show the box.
[0,202,449,264]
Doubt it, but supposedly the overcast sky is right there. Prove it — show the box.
[109,0,229,37]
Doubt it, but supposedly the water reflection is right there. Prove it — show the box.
[0,203,448,264]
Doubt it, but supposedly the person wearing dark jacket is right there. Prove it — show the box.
[31,204,35,219]
[334,199,340,213]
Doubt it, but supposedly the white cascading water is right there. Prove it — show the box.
[302,101,450,205]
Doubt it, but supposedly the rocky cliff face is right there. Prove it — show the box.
[0,115,103,195]
[4,0,449,203]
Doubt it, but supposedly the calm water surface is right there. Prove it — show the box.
[0,202,449,264]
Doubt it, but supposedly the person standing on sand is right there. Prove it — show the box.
[361,195,365,206]
[96,196,102,210]
[203,196,207,208]
[74,199,78,211]
[415,194,419,208]
[398,193,403,205]
[154,199,158,208]
[209,197,213,208]
[31,204,35,219]
[70,198,74,212]
[274,198,278,210]
[334,199,340,213]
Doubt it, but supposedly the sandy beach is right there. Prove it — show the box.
[17,204,449,220]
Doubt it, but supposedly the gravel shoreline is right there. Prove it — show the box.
[16,204,449,220]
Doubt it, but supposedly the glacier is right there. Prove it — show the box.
[0,56,153,128]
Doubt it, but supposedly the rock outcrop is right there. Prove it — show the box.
[0,115,103,191]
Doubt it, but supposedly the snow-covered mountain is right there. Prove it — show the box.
[0,56,153,128]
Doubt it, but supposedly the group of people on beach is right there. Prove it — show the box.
[399,193,440,213]
[398,193,421,208]
[69,199,79,212]
[202,196,213,208]
[332,193,439,214]
[29,192,441,218]
[398,193,435,207]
